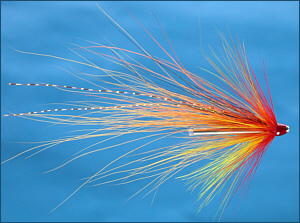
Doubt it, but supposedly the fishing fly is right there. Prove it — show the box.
[3,5,290,221]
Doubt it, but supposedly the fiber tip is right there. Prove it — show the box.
[188,129,194,136]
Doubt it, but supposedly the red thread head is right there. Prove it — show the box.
[276,123,289,136]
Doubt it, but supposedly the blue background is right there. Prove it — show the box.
[1,1,299,222]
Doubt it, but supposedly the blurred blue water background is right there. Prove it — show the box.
[1,1,299,222]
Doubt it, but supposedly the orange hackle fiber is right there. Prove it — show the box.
[3,6,289,220]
